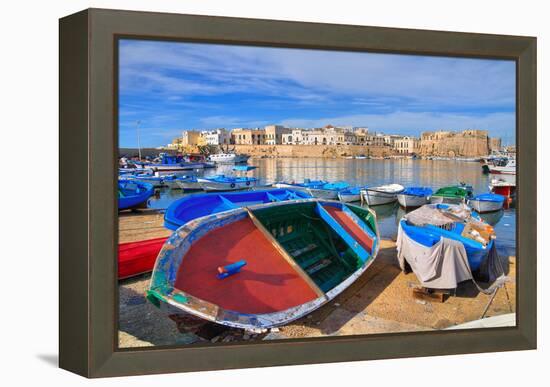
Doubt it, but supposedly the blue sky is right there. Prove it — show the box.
[118,39,516,147]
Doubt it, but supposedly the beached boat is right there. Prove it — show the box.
[338,187,363,202]
[148,199,380,329]
[430,185,473,204]
[164,189,313,231]
[197,175,258,191]
[175,176,202,191]
[468,193,506,213]
[398,204,495,273]
[118,236,168,279]
[360,184,404,206]
[397,187,433,208]
[208,153,250,164]
[118,179,154,210]
[273,180,349,199]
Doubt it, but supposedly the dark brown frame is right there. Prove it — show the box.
[60,8,537,378]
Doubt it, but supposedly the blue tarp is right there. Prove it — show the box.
[402,187,433,197]
[471,193,505,202]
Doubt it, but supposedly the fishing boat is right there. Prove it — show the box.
[398,204,495,273]
[208,153,250,164]
[468,193,506,213]
[197,175,258,191]
[487,158,516,175]
[175,175,202,191]
[118,179,154,210]
[360,184,404,206]
[232,165,257,172]
[159,174,180,189]
[489,177,516,199]
[123,173,165,188]
[430,184,473,204]
[147,199,380,329]
[355,155,367,160]
[273,180,349,199]
[118,236,168,279]
[397,187,433,208]
[337,187,363,202]
[164,189,313,230]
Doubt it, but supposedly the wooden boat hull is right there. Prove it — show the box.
[148,199,380,329]
[175,179,202,191]
[361,189,398,206]
[468,199,504,213]
[338,192,361,202]
[118,237,168,279]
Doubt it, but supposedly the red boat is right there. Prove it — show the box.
[118,237,168,280]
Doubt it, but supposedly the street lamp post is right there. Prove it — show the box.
[136,120,142,161]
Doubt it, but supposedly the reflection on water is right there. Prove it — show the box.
[148,158,516,257]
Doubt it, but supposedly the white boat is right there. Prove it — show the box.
[489,176,516,199]
[208,153,250,164]
[397,187,433,208]
[273,180,348,200]
[361,184,405,206]
[197,175,258,191]
[337,187,362,202]
[488,158,516,175]
[175,176,202,190]
[467,193,506,213]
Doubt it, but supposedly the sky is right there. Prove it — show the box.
[118,39,516,148]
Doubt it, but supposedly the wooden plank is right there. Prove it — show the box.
[245,208,326,299]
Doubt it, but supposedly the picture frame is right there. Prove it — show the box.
[59,8,537,378]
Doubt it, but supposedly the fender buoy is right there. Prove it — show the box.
[246,181,251,186]
[230,183,236,188]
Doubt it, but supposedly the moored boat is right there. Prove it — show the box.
[118,179,154,210]
[148,199,380,329]
[124,173,165,188]
[273,180,348,199]
[360,184,404,206]
[489,177,516,199]
[488,158,516,175]
[164,189,313,230]
[397,187,433,208]
[208,153,250,164]
[175,175,202,191]
[197,175,258,191]
[430,184,473,204]
[468,193,506,213]
[338,187,363,202]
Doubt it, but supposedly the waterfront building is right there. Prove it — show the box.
[264,125,290,145]
[182,130,202,146]
[201,128,231,145]
[394,136,420,154]
[231,128,267,145]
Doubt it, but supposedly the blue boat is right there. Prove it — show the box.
[397,187,433,208]
[125,173,165,188]
[232,165,257,171]
[274,180,349,199]
[164,189,312,230]
[118,179,154,210]
[399,204,495,271]
[197,175,259,191]
[468,193,505,213]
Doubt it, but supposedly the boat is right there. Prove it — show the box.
[147,199,380,329]
[232,165,257,171]
[337,187,363,202]
[397,187,433,208]
[487,158,516,175]
[164,189,313,231]
[208,153,250,164]
[175,175,202,191]
[360,184,404,206]
[119,236,168,279]
[118,179,154,210]
[430,184,473,204]
[148,154,207,173]
[398,203,495,273]
[489,177,516,199]
[158,174,180,189]
[468,193,506,213]
[124,173,165,188]
[355,155,367,160]
[197,175,258,191]
[273,180,349,199]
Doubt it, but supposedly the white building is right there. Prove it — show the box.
[201,129,231,145]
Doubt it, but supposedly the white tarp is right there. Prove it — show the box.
[396,223,504,291]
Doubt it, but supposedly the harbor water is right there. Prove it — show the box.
[147,158,516,258]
